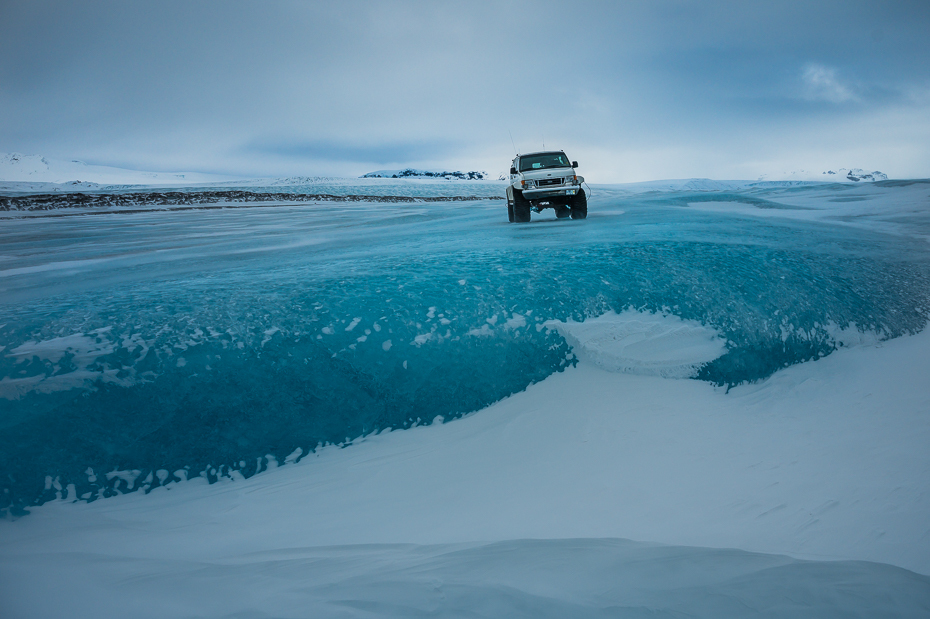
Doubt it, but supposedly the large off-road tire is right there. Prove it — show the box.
[570,188,587,219]
[555,204,571,219]
[505,187,515,222]
[512,189,531,223]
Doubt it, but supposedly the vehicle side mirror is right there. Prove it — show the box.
[572,161,578,168]
[510,167,517,175]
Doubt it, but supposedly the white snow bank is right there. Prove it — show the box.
[1,322,929,616]
[545,310,727,377]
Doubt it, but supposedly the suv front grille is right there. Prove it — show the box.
[537,178,563,187]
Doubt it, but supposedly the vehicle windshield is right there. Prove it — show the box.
[518,152,571,172]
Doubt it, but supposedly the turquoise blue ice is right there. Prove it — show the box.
[1,180,928,515]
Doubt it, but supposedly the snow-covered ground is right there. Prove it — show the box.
[1,179,929,616]
[0,152,236,187]
[2,323,929,616]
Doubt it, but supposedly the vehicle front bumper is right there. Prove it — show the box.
[521,185,581,200]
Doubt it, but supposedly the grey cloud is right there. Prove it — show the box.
[247,139,462,166]
[1,1,929,180]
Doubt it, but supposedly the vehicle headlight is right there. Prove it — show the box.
[522,179,535,188]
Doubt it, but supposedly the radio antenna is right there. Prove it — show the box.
[508,130,518,156]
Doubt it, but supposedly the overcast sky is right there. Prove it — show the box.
[2,0,929,181]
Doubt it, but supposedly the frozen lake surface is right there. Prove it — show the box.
[1,178,929,616]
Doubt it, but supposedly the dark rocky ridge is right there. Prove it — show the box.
[361,169,488,180]
[0,190,501,212]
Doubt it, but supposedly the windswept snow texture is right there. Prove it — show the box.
[3,538,929,618]
[0,179,929,516]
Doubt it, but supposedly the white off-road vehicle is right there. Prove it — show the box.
[505,151,586,222]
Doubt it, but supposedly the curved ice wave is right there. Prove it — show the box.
[546,310,727,378]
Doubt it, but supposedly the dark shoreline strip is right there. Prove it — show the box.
[0,199,497,219]
[0,190,503,212]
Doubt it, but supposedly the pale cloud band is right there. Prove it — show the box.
[802,64,858,103]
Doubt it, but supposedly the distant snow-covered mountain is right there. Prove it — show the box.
[822,168,888,182]
[756,167,888,183]
[0,152,233,186]
[361,169,489,180]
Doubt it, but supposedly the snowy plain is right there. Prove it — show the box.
[1,177,929,616]
[0,152,236,188]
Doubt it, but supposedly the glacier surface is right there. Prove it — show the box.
[1,178,929,616]
[1,180,928,513]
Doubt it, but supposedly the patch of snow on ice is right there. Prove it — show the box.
[504,313,527,330]
[260,327,280,347]
[412,333,432,346]
[0,328,153,399]
[546,310,727,378]
[7,332,114,365]
[466,324,494,337]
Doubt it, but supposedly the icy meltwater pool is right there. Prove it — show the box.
[1,186,928,514]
